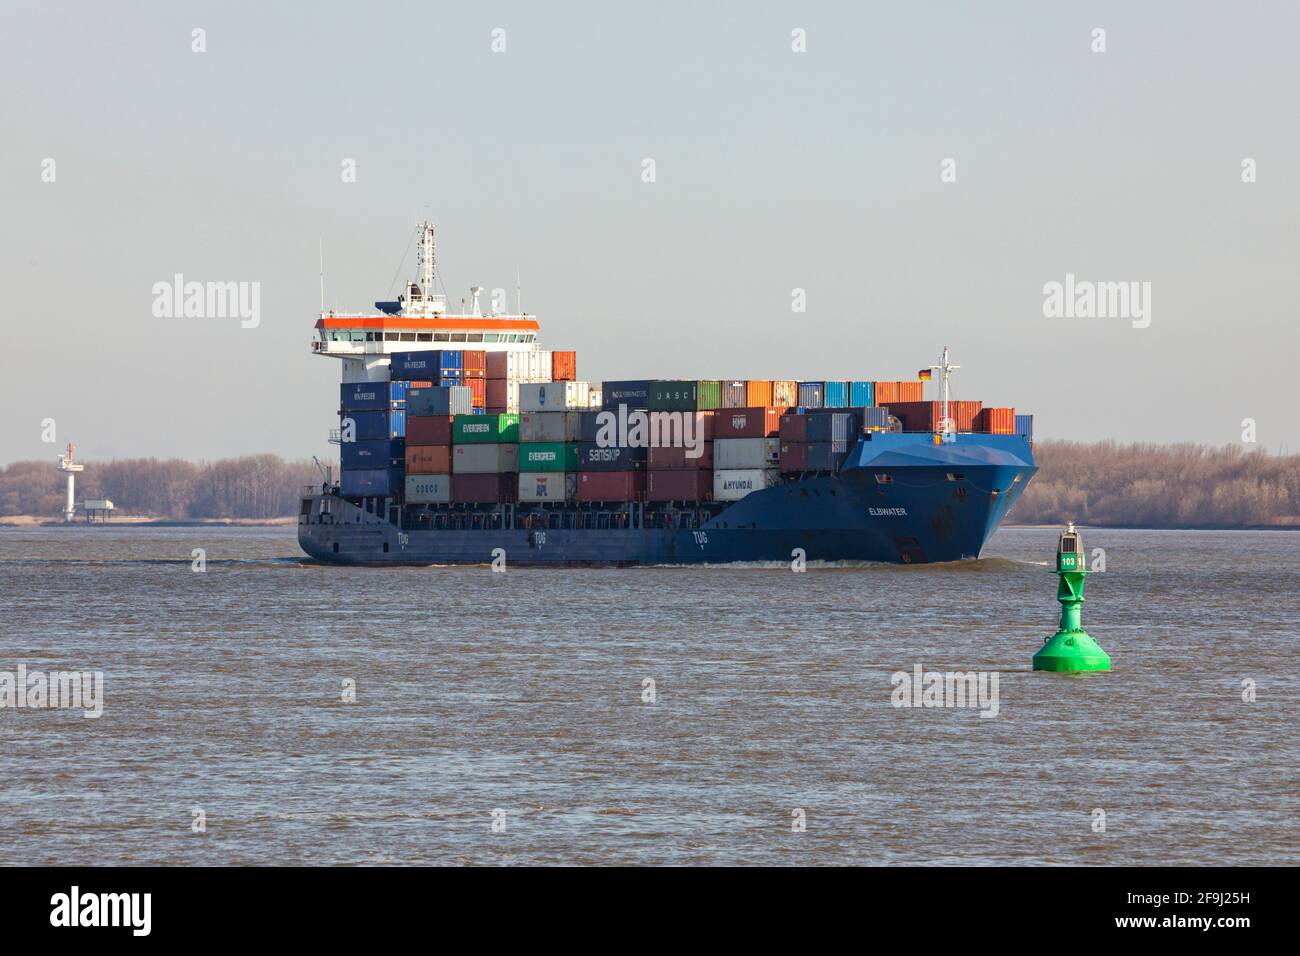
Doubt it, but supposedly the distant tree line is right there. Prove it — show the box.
[1012,441,1300,528]
[0,442,1297,526]
[0,455,322,520]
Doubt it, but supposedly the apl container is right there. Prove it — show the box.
[519,381,593,412]
[714,407,783,438]
[517,472,575,503]
[519,442,579,472]
[713,437,780,470]
[646,470,712,501]
[452,443,519,474]
[647,443,713,470]
[520,411,582,443]
[454,413,519,443]
[406,415,453,444]
[576,471,645,502]
[341,438,405,469]
[405,444,451,475]
[797,382,824,408]
[340,409,405,440]
[404,474,451,504]
[848,381,875,407]
[601,380,652,410]
[408,386,473,417]
[712,468,780,501]
[340,467,403,497]
[576,443,647,471]
[451,473,516,504]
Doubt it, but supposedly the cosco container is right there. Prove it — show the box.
[518,381,593,412]
[405,415,453,445]
[796,382,824,408]
[454,413,519,443]
[518,442,579,472]
[407,385,473,417]
[451,473,516,504]
[405,444,451,474]
[646,470,712,501]
[823,381,849,408]
[340,408,405,440]
[575,442,647,471]
[806,411,860,443]
[520,410,582,443]
[404,474,451,504]
[848,381,875,407]
[648,380,699,411]
[341,438,405,469]
[721,381,748,407]
[713,437,780,470]
[517,472,575,503]
[576,471,644,502]
[601,380,651,410]
[340,467,403,497]
[713,406,783,438]
[712,468,780,501]
[647,443,713,470]
[452,443,519,474]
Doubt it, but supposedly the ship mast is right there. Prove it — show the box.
[928,346,961,443]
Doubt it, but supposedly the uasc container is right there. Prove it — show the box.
[648,380,699,412]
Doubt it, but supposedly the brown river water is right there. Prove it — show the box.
[0,524,1295,865]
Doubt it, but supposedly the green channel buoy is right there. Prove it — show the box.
[1033,523,1111,673]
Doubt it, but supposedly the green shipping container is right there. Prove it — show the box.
[649,380,699,411]
[696,379,722,410]
[519,442,579,472]
[453,413,519,444]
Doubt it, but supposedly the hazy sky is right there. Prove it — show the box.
[3,0,1297,465]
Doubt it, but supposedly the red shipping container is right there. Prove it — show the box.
[406,444,451,474]
[551,351,577,381]
[714,406,785,438]
[874,381,925,405]
[779,413,808,442]
[576,471,644,501]
[648,442,713,470]
[451,473,516,504]
[409,380,433,388]
[462,350,487,377]
[646,470,712,501]
[886,400,982,433]
[467,377,487,408]
[486,352,509,378]
[779,441,807,472]
[405,415,453,444]
[486,379,509,408]
[975,407,1016,434]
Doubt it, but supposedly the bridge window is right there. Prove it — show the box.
[434,332,450,341]
[450,332,467,342]
[417,332,432,341]
[483,333,500,343]
[399,332,416,341]
[384,332,399,341]
[466,333,484,342]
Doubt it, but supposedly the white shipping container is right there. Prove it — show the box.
[713,437,781,470]
[520,411,581,443]
[527,350,552,382]
[518,381,592,412]
[517,471,575,502]
[405,474,451,503]
[712,468,781,501]
[452,443,520,474]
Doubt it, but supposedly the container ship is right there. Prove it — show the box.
[298,222,1037,565]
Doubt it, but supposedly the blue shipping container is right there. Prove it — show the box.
[340,467,404,497]
[340,408,406,440]
[602,380,652,409]
[862,406,892,430]
[340,381,388,411]
[797,382,825,408]
[408,386,473,417]
[848,381,875,407]
[341,438,405,469]
[806,442,851,471]
[1015,414,1034,439]
[390,350,463,380]
[806,411,860,443]
[823,381,849,407]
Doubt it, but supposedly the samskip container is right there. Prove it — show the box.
[575,443,647,471]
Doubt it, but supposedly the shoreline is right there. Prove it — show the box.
[0,516,297,528]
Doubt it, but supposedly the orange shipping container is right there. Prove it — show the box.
[551,350,577,381]
[874,381,925,405]
[771,380,798,406]
[975,407,1016,434]
[886,400,983,433]
[462,349,487,376]
[406,444,451,474]
[745,380,773,407]
[467,377,487,408]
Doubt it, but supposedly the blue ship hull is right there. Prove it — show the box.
[298,433,1036,566]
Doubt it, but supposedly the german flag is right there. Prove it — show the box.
[917,369,933,381]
